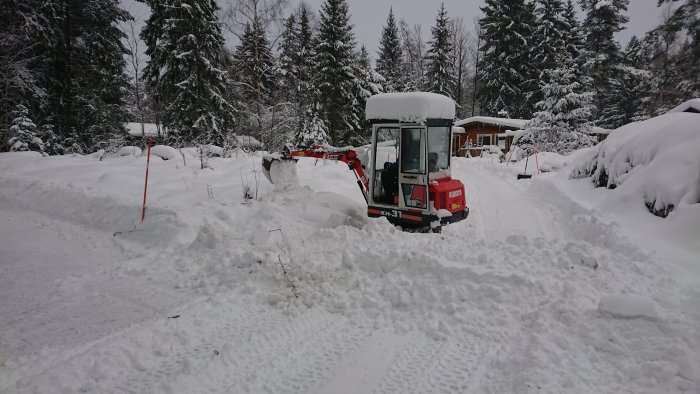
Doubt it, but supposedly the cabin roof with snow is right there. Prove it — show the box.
[454,116,529,130]
[365,92,456,123]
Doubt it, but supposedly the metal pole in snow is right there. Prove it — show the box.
[141,137,152,222]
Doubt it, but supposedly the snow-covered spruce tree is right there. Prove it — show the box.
[607,36,652,125]
[671,0,700,100]
[563,0,585,67]
[141,0,235,147]
[523,66,596,154]
[301,101,330,146]
[315,0,358,146]
[426,3,455,98]
[398,19,427,92]
[234,16,276,146]
[579,0,629,129]
[346,46,384,146]
[478,0,538,118]
[7,104,45,154]
[39,124,64,155]
[376,8,403,93]
[531,0,570,105]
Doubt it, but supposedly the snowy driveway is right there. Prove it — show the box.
[0,153,698,393]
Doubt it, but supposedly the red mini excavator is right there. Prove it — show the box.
[262,92,469,232]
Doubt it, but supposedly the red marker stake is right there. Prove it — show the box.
[141,138,152,222]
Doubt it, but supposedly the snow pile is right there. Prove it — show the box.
[150,145,181,161]
[598,295,659,320]
[117,146,142,157]
[570,104,700,217]
[365,92,455,122]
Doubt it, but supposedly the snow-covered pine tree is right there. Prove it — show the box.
[376,8,403,93]
[478,0,538,118]
[235,16,276,146]
[279,5,319,147]
[651,0,700,107]
[18,0,131,152]
[315,0,358,146]
[347,46,384,146]
[579,0,629,129]
[7,104,45,154]
[79,0,131,151]
[302,101,329,146]
[141,0,235,147]
[426,3,455,98]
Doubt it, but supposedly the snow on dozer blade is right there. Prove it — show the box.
[262,154,299,187]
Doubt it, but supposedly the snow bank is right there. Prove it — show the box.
[366,92,455,122]
[598,295,659,319]
[570,105,700,217]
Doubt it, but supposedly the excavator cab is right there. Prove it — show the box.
[263,92,469,231]
[365,100,468,231]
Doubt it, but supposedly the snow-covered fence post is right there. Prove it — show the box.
[534,151,540,175]
[141,137,152,222]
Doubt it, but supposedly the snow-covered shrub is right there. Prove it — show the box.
[570,101,700,217]
[7,105,45,155]
[39,125,65,155]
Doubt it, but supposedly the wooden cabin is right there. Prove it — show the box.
[452,117,612,157]
[452,117,529,157]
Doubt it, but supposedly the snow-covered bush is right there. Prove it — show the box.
[7,105,45,155]
[570,101,700,217]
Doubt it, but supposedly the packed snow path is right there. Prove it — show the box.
[0,152,698,393]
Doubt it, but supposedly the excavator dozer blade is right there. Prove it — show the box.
[262,155,299,187]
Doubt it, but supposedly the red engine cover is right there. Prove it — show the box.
[429,178,467,213]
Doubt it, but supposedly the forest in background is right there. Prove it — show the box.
[1,0,698,155]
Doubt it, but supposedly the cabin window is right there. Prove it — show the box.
[497,135,507,149]
[477,134,492,146]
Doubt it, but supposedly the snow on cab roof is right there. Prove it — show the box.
[668,98,700,114]
[365,92,456,123]
[454,116,529,130]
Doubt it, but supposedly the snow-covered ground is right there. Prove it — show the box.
[0,150,698,393]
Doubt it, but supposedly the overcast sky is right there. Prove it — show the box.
[122,0,667,61]
[298,0,665,56]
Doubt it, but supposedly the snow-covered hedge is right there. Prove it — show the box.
[570,102,700,217]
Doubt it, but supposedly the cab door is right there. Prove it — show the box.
[398,126,428,210]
